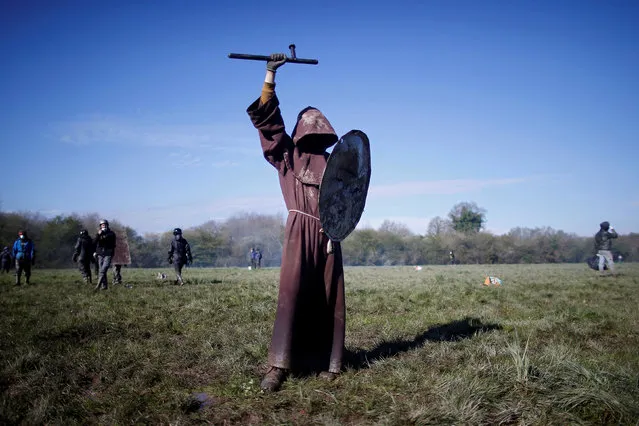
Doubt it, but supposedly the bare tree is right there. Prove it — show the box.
[427,216,452,236]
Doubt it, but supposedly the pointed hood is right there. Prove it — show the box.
[291,107,338,148]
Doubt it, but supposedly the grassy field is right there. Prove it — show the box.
[1,263,638,425]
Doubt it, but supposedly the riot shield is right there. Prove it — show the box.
[112,231,132,265]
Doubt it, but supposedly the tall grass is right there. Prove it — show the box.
[0,263,637,424]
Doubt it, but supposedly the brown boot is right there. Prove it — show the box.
[260,367,287,392]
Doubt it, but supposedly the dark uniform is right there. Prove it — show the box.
[594,221,618,273]
[255,248,263,268]
[167,228,192,285]
[94,220,116,290]
[73,230,95,284]
[0,246,12,273]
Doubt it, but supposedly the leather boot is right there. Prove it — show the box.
[260,367,287,392]
[318,371,338,381]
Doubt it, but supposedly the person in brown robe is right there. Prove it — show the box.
[247,53,346,392]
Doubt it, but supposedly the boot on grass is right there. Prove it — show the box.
[260,366,287,392]
[318,371,339,381]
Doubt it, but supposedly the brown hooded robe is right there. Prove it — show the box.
[247,94,345,374]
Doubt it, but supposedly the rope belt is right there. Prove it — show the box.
[288,209,335,254]
[288,209,319,221]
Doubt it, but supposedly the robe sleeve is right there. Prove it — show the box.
[247,93,293,173]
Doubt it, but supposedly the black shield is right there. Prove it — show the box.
[319,130,371,241]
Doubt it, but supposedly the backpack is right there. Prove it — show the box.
[586,255,607,271]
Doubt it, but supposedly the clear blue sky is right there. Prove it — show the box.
[1,0,637,236]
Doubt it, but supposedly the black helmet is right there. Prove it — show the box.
[80,229,88,236]
[99,219,109,227]
[173,228,182,235]
[600,221,610,230]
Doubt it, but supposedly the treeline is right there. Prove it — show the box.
[0,211,285,269]
[0,210,636,268]
[343,221,638,266]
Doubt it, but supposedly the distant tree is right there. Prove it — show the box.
[448,202,486,234]
[616,233,639,262]
[379,220,413,238]
[188,224,230,267]
[342,228,383,266]
[38,215,84,268]
[0,211,46,249]
[426,216,452,236]
[79,213,102,235]
[124,227,164,267]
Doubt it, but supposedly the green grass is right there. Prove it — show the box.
[1,264,638,425]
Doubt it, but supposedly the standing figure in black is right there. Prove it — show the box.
[167,228,192,286]
[72,229,95,284]
[0,246,12,273]
[255,248,263,269]
[94,219,116,291]
[249,247,257,269]
[449,250,456,266]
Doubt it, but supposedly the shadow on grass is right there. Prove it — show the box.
[344,317,501,370]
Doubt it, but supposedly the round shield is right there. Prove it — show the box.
[319,130,371,241]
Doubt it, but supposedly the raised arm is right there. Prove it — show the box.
[608,225,618,239]
[246,53,292,171]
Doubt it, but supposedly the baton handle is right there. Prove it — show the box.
[228,53,318,65]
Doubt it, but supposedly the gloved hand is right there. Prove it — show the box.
[72,254,78,263]
[187,259,193,266]
[168,257,173,265]
[266,53,287,72]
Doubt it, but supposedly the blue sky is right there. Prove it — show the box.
[1,0,637,237]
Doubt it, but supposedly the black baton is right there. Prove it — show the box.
[228,43,318,65]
